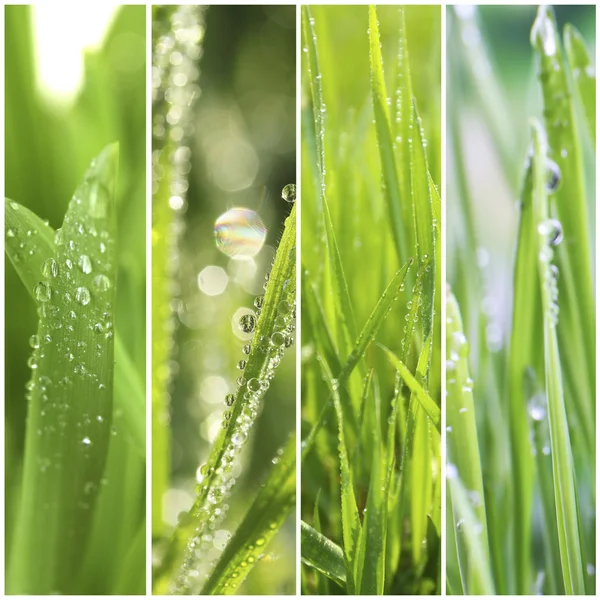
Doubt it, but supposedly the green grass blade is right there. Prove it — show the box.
[447,475,495,595]
[564,24,596,145]
[5,198,145,456]
[446,290,492,593]
[154,203,296,594]
[317,353,361,594]
[301,259,413,461]
[506,153,538,594]
[7,144,119,594]
[530,119,585,595]
[376,343,440,432]
[301,521,347,589]
[202,436,296,595]
[369,5,408,264]
[531,6,594,459]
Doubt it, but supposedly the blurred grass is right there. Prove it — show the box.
[5,5,145,594]
[151,5,296,595]
[301,5,441,595]
[447,4,595,595]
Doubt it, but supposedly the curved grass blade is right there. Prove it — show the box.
[506,152,539,594]
[564,24,596,144]
[5,198,145,456]
[531,6,594,460]
[301,521,347,589]
[530,119,585,595]
[301,258,413,461]
[153,203,296,594]
[369,5,408,264]
[7,144,119,594]
[446,290,492,594]
[202,436,296,595]
[375,343,440,432]
[317,353,360,594]
[447,474,495,595]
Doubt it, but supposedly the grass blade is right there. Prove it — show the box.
[301,259,413,461]
[301,521,347,589]
[369,5,409,264]
[530,119,585,595]
[564,24,596,145]
[531,6,594,459]
[446,290,492,594]
[202,436,296,595]
[376,343,440,432]
[7,144,119,594]
[154,203,296,594]
[5,199,145,456]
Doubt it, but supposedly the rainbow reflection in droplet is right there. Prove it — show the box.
[214,207,267,260]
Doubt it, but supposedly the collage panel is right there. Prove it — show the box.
[300,4,442,595]
[151,5,296,595]
[4,4,146,595]
[446,4,596,596]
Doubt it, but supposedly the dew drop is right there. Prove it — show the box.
[232,431,247,446]
[254,295,264,310]
[7,227,17,237]
[239,314,256,333]
[29,335,41,349]
[214,208,266,260]
[281,183,296,203]
[545,159,561,192]
[42,258,59,278]
[92,274,111,292]
[270,331,286,347]
[82,436,92,446]
[528,393,546,421]
[247,378,261,393]
[78,254,92,274]
[225,394,235,407]
[75,287,91,305]
[34,282,51,302]
[537,218,563,246]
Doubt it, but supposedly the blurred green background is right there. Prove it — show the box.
[5,4,146,593]
[154,5,296,594]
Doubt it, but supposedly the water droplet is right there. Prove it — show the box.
[232,431,247,446]
[42,258,59,278]
[10,201,20,210]
[242,343,251,355]
[528,393,546,421]
[82,436,92,446]
[225,394,235,406]
[239,314,256,333]
[78,254,92,274]
[537,218,563,246]
[254,295,264,310]
[75,287,91,305]
[281,183,296,203]
[34,282,51,302]
[94,323,104,334]
[29,335,41,349]
[92,274,111,292]
[270,331,286,347]
[54,228,64,246]
[545,159,561,192]
[7,227,17,237]
[214,208,267,260]
[531,8,556,56]
[208,487,224,504]
[247,378,261,393]
[237,360,246,370]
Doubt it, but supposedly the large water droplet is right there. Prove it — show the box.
[281,183,296,203]
[78,254,92,274]
[92,274,111,292]
[239,314,256,334]
[528,393,546,421]
[537,218,563,246]
[75,287,91,305]
[214,208,266,260]
[42,258,59,278]
[34,282,51,302]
